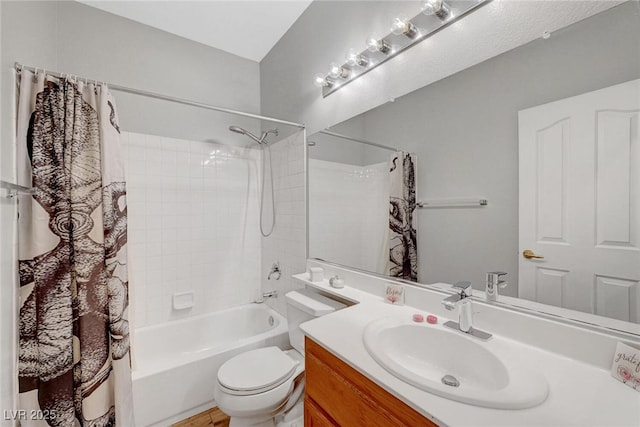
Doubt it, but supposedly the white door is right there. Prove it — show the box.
[518,79,640,322]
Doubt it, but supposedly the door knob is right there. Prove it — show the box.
[523,249,544,260]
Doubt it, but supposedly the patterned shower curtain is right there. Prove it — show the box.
[388,152,418,281]
[16,70,134,426]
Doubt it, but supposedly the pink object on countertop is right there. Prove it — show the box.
[426,315,438,324]
[412,314,424,322]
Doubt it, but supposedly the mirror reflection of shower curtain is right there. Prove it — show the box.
[15,70,134,426]
[388,152,418,281]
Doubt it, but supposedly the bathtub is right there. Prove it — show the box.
[132,304,289,427]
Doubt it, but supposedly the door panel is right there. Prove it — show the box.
[536,119,569,243]
[594,275,639,322]
[596,110,639,248]
[519,79,640,322]
[535,267,568,307]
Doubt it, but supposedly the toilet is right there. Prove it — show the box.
[214,289,345,427]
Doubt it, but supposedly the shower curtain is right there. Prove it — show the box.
[15,70,134,426]
[388,152,418,281]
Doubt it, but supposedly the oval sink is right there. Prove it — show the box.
[363,317,548,409]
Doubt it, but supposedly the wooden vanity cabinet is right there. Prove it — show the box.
[304,337,438,427]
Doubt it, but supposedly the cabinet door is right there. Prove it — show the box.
[305,337,437,427]
[304,396,338,427]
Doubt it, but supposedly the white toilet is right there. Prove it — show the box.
[214,289,345,427]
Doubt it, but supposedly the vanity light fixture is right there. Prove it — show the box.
[345,48,370,67]
[366,35,392,54]
[314,0,490,97]
[391,15,419,38]
[329,62,351,79]
[313,73,334,88]
[422,0,451,20]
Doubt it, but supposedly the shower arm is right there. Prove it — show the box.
[229,126,278,145]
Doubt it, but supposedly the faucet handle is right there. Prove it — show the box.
[453,281,472,296]
[487,271,508,287]
[486,272,507,302]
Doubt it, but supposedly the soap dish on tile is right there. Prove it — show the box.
[173,291,195,310]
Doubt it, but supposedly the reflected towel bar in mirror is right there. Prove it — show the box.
[0,180,35,198]
[417,199,488,208]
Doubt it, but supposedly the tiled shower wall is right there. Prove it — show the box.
[122,132,262,328]
[261,131,307,315]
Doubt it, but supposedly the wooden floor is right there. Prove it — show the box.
[171,407,230,427]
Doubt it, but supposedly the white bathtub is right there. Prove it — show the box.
[132,304,289,427]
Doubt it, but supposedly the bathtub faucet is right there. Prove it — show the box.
[255,290,278,304]
[267,262,281,280]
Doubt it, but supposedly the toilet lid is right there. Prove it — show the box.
[217,347,298,395]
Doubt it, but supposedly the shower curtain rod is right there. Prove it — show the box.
[319,130,398,152]
[14,62,305,129]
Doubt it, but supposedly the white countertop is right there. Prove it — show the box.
[295,274,640,427]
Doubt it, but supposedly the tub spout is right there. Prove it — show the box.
[255,290,278,304]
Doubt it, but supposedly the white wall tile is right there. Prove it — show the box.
[123,132,261,328]
[261,131,307,316]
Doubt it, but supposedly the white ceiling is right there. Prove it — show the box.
[78,0,313,62]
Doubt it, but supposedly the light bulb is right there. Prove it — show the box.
[421,0,450,19]
[328,63,340,78]
[390,15,418,38]
[313,73,331,88]
[365,35,391,54]
[328,62,350,79]
[366,35,379,52]
[390,16,406,36]
[345,49,369,67]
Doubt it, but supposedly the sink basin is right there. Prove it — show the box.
[363,317,548,409]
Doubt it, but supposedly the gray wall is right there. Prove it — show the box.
[0,2,261,420]
[1,1,261,148]
[312,2,640,294]
[261,0,415,133]
[309,132,391,167]
[260,1,622,134]
[310,115,370,166]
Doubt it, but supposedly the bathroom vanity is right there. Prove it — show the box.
[305,337,436,426]
[296,266,640,427]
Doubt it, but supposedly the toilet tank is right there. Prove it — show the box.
[285,289,346,353]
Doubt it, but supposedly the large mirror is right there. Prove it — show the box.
[308,1,640,333]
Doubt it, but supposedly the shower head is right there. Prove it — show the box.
[228,126,278,145]
[228,126,262,144]
[229,126,246,135]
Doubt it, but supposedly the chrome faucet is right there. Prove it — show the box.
[441,281,473,311]
[255,290,278,304]
[486,271,508,302]
[267,262,281,280]
[441,281,473,331]
[441,281,492,341]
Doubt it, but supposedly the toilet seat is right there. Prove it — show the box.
[217,347,299,396]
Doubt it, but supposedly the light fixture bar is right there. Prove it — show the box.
[321,0,490,97]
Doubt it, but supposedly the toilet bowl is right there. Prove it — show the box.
[214,347,304,426]
[214,289,345,427]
